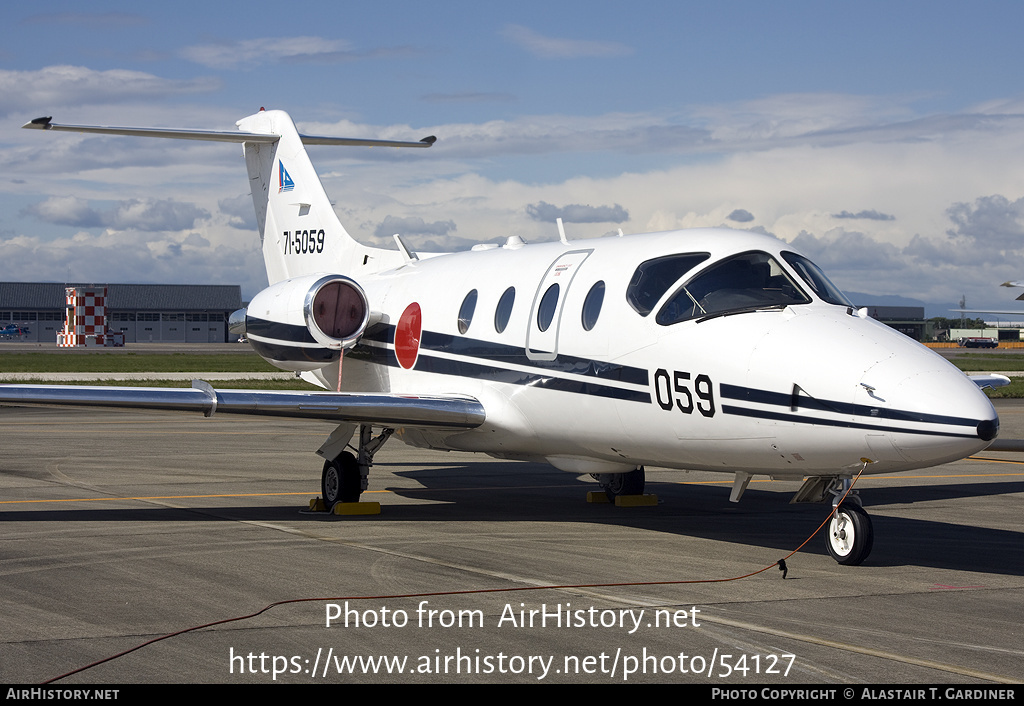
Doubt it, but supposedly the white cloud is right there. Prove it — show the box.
[0,228,266,296]
[946,194,1024,251]
[179,36,388,69]
[501,24,632,59]
[219,195,257,231]
[0,66,218,117]
[833,209,895,221]
[525,201,629,223]
[373,215,456,238]
[23,196,209,231]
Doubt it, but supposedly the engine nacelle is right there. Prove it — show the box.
[244,274,370,371]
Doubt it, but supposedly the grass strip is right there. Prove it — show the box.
[0,352,276,373]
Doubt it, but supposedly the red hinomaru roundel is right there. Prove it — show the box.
[395,302,422,369]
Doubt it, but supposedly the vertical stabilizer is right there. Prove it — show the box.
[236,110,402,284]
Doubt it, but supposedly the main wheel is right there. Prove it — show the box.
[321,451,360,511]
[825,503,874,565]
[600,467,645,502]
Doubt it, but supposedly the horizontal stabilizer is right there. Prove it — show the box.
[22,117,435,149]
[0,383,484,428]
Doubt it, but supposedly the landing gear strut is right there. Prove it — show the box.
[594,467,645,502]
[320,425,393,511]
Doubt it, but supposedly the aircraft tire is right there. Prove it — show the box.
[602,467,645,502]
[825,503,873,565]
[321,451,360,510]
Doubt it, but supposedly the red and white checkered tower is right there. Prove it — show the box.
[58,287,111,347]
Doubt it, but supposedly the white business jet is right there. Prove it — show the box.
[5,110,1002,565]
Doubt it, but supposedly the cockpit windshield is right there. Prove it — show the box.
[781,251,853,307]
[626,253,710,316]
[656,251,810,325]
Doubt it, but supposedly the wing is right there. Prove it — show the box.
[0,381,485,429]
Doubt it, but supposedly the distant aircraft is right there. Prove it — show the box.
[950,285,1024,316]
[1,110,1004,566]
[0,324,31,339]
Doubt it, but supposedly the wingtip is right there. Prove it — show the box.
[22,116,53,130]
[419,135,437,146]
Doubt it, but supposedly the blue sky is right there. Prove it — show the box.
[3,1,1024,314]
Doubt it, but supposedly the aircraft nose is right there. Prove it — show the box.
[862,359,999,464]
[977,417,999,442]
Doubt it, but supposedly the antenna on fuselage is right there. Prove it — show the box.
[393,234,419,264]
[556,217,568,245]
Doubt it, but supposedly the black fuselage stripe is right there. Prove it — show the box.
[349,342,650,403]
[721,404,979,439]
[416,354,651,402]
[362,323,648,385]
[419,331,649,385]
[246,316,318,345]
[720,383,980,429]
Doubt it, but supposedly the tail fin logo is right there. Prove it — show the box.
[278,161,295,193]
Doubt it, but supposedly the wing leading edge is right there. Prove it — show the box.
[0,382,485,429]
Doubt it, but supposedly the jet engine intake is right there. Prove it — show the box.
[245,274,370,371]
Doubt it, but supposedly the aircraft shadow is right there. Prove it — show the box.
[3,460,1021,576]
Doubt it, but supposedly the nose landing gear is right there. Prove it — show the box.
[826,503,874,565]
[793,474,876,565]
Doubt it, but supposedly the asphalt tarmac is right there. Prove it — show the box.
[1,402,1022,684]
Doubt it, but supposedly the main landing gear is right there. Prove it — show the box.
[322,451,359,508]
[320,425,393,511]
[594,467,645,502]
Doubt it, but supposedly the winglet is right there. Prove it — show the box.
[22,116,53,130]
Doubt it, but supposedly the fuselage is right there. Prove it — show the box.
[267,228,998,479]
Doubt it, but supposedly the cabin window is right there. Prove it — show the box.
[582,281,605,331]
[458,289,478,334]
[537,283,560,332]
[782,252,853,307]
[656,251,810,325]
[494,286,515,333]
[626,253,710,316]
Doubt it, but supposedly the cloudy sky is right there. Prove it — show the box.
[3,1,1024,315]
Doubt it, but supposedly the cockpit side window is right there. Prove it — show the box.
[626,253,710,316]
[781,251,853,307]
[656,251,810,325]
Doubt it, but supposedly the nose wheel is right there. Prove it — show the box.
[826,503,873,565]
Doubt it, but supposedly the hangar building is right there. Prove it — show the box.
[0,283,242,344]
